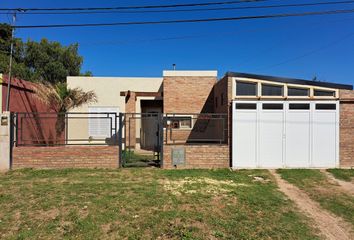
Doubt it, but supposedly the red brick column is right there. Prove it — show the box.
[339,90,354,167]
[125,91,136,148]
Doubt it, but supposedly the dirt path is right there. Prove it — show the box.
[270,170,353,240]
[321,170,354,195]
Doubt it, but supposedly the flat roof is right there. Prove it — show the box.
[226,72,353,90]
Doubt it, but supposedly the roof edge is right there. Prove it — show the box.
[226,72,353,90]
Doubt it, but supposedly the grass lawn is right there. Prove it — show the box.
[0,168,319,240]
[327,169,354,182]
[277,169,354,228]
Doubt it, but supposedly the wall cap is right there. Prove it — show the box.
[163,70,217,77]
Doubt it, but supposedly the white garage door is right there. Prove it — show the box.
[232,101,339,168]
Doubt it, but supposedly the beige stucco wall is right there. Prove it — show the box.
[66,76,163,144]
[67,76,163,112]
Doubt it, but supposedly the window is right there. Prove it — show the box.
[288,87,309,96]
[262,84,283,96]
[314,89,335,97]
[215,97,218,108]
[262,103,283,110]
[88,107,119,138]
[236,81,257,96]
[289,103,310,110]
[166,117,192,129]
[236,103,257,110]
[316,104,336,110]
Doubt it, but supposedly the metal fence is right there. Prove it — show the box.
[13,112,119,146]
[164,113,228,145]
[120,113,163,168]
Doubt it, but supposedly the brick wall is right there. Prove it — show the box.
[339,90,354,167]
[12,146,119,169]
[162,144,229,169]
[1,76,62,144]
[213,76,233,160]
[163,76,216,113]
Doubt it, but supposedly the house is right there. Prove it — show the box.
[1,70,353,169]
[67,70,354,169]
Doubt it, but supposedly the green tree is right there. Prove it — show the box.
[0,23,91,83]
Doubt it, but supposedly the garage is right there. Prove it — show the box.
[232,101,339,168]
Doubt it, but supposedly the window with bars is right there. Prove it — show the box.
[88,107,119,138]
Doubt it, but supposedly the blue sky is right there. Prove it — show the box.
[1,0,354,85]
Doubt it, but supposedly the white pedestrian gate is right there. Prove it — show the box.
[232,101,339,168]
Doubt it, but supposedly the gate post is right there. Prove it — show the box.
[118,113,123,168]
[159,113,164,168]
[0,112,11,171]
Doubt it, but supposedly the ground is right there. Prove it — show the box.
[0,168,352,240]
[277,169,354,227]
[0,168,319,240]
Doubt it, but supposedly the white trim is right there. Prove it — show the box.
[232,77,340,100]
[163,70,217,77]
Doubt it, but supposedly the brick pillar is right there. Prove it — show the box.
[339,90,354,167]
[125,91,136,148]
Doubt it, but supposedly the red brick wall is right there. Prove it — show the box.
[12,146,119,169]
[163,144,229,169]
[339,90,354,167]
[1,76,62,145]
[163,76,216,113]
[1,76,50,113]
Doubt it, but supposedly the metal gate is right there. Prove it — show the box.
[120,113,163,168]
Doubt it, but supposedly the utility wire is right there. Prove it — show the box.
[0,0,268,11]
[3,1,354,15]
[259,31,354,70]
[12,8,354,29]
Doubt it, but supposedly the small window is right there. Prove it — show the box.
[236,103,257,110]
[288,87,309,96]
[166,117,192,129]
[262,84,283,96]
[236,81,257,96]
[263,103,283,110]
[316,104,336,110]
[314,89,335,97]
[289,103,310,110]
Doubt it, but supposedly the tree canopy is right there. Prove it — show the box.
[0,23,91,83]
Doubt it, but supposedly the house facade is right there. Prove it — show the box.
[1,70,353,169]
[66,70,354,169]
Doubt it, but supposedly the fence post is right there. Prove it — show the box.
[15,112,18,147]
[118,113,123,168]
[159,113,164,168]
[0,112,11,171]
